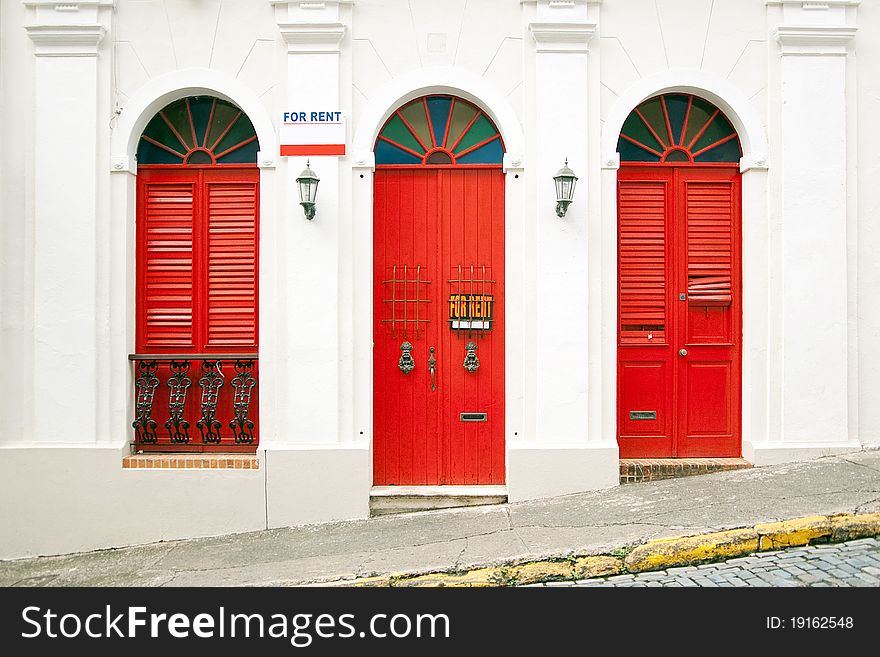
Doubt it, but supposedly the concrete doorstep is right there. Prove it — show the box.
[1,449,879,587]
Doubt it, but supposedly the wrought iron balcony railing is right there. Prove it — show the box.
[129,354,258,452]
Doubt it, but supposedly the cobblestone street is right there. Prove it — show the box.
[527,538,880,587]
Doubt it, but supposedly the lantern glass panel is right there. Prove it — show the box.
[298,177,318,204]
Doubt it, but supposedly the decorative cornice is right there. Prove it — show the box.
[23,1,115,6]
[766,1,859,6]
[529,20,597,53]
[277,21,345,53]
[26,23,106,56]
[774,24,857,54]
[268,1,355,5]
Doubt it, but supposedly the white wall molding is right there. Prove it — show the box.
[528,21,597,53]
[23,1,114,6]
[277,22,345,53]
[25,24,105,56]
[774,25,858,55]
[503,153,525,173]
[110,69,278,173]
[351,68,525,162]
[766,1,860,6]
[350,152,375,171]
[600,70,769,173]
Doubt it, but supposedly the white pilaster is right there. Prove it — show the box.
[25,1,110,443]
[528,1,595,444]
[763,1,860,458]
[508,0,617,501]
[273,2,346,444]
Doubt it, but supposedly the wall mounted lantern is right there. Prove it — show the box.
[296,160,320,220]
[553,158,578,218]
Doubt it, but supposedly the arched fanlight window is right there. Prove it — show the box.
[375,95,504,166]
[137,96,259,165]
[618,93,741,164]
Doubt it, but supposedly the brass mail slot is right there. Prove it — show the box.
[630,410,657,420]
[460,412,487,422]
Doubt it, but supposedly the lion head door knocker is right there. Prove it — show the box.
[399,341,415,374]
[463,341,480,373]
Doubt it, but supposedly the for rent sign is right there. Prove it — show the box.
[280,110,346,156]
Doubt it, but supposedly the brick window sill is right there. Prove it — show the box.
[123,455,260,470]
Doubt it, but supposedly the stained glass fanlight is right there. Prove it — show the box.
[137,96,259,165]
[617,94,741,164]
[375,95,504,166]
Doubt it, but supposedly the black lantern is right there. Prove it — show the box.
[296,160,320,220]
[553,158,578,218]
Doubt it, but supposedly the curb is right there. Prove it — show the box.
[337,512,880,588]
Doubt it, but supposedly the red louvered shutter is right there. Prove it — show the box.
[204,174,259,350]
[137,168,258,353]
[137,173,198,351]
[618,179,669,343]
[686,181,733,306]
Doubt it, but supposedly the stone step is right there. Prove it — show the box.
[620,458,752,484]
[369,486,508,516]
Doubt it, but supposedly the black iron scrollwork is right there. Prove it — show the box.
[196,360,224,443]
[463,341,480,373]
[399,341,415,374]
[165,360,192,443]
[230,360,257,444]
[132,360,160,443]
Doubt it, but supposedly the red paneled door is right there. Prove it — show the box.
[617,166,742,457]
[373,169,505,485]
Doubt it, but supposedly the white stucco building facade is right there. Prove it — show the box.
[0,0,876,559]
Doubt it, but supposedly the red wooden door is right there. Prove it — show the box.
[373,169,505,485]
[617,166,741,457]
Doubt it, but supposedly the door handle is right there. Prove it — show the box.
[679,348,688,357]
[428,346,436,391]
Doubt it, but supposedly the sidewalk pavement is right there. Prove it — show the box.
[1,450,878,587]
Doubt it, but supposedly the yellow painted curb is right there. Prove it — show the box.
[343,513,880,587]
[571,555,622,579]
[392,567,500,587]
[830,512,880,542]
[624,528,759,573]
[507,561,572,586]
[350,576,393,587]
[756,515,831,550]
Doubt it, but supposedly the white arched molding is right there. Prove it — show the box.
[110,69,278,174]
[350,67,525,171]
[600,71,769,173]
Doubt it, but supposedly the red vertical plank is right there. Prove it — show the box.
[372,172,384,483]
[491,169,506,483]
[425,170,441,485]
